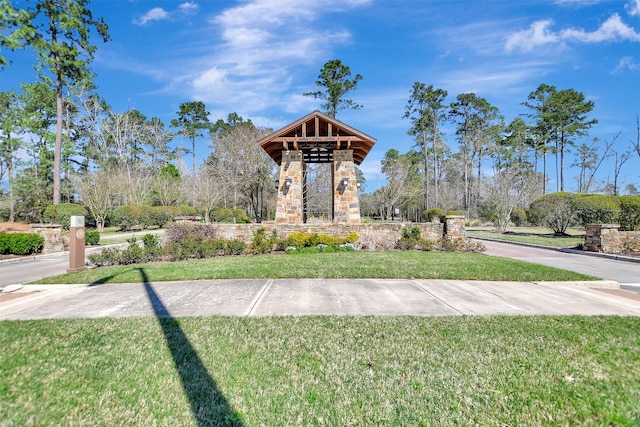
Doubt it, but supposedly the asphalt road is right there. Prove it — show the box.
[476,239,640,290]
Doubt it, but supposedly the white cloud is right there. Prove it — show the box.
[561,14,640,42]
[612,56,639,73]
[179,2,199,14]
[627,0,640,16]
[505,19,560,52]
[134,2,200,26]
[506,13,640,52]
[134,7,169,25]
[182,0,368,114]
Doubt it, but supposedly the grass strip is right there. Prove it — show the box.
[467,229,584,248]
[31,251,598,284]
[2,316,639,425]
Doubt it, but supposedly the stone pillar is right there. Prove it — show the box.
[443,215,466,240]
[333,150,360,224]
[275,150,305,224]
[30,223,63,253]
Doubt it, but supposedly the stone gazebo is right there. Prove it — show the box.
[259,111,376,224]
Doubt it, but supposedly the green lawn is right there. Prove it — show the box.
[2,316,639,425]
[467,226,585,248]
[31,251,598,284]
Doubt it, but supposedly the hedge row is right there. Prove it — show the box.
[0,233,45,255]
[529,193,640,234]
[110,205,200,231]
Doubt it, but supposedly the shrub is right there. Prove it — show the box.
[165,223,217,244]
[178,205,199,216]
[111,206,142,231]
[526,206,545,226]
[308,233,337,247]
[529,192,575,235]
[285,232,309,248]
[0,233,44,255]
[141,234,159,248]
[224,239,246,255]
[85,231,100,246]
[154,206,181,227]
[397,227,421,250]
[572,194,621,227]
[251,228,274,254]
[343,232,359,244]
[446,210,462,216]
[88,248,122,266]
[417,238,435,251]
[618,196,640,231]
[510,209,527,227]
[42,203,89,230]
[423,208,445,222]
[212,208,250,223]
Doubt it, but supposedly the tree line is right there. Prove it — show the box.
[1,1,637,229]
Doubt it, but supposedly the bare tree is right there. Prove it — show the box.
[189,166,223,224]
[75,168,121,232]
[483,168,542,232]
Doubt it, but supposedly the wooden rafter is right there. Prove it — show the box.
[257,110,376,165]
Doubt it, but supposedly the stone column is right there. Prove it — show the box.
[275,150,305,224]
[444,215,466,240]
[333,150,360,224]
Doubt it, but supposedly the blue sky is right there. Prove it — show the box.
[4,0,640,193]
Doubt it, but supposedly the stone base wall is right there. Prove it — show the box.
[213,216,465,245]
[584,224,640,256]
[29,224,64,253]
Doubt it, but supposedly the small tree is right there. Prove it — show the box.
[529,192,575,235]
[303,59,362,118]
[75,168,121,232]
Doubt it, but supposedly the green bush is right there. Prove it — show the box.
[285,232,309,248]
[178,205,199,216]
[141,234,159,248]
[342,232,359,244]
[529,192,575,235]
[510,209,528,227]
[423,208,444,222]
[224,239,246,255]
[111,206,142,231]
[42,203,89,230]
[446,210,462,216]
[251,228,275,254]
[88,248,122,266]
[526,206,545,226]
[308,233,338,247]
[618,196,640,231]
[85,231,100,246]
[0,233,44,255]
[212,208,250,223]
[153,206,181,227]
[572,194,621,227]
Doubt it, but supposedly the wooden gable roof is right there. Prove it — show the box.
[258,110,376,165]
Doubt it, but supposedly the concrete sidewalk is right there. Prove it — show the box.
[1,278,639,320]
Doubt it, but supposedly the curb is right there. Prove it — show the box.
[470,236,640,264]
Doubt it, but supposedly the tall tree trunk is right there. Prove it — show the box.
[52,18,62,205]
[433,132,438,209]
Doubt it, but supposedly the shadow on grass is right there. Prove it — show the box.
[89,268,136,286]
[137,268,243,426]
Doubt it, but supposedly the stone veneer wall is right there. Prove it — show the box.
[213,216,466,244]
[584,224,640,256]
[332,150,360,224]
[29,223,64,253]
[275,150,305,224]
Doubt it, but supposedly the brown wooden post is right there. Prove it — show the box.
[68,216,86,272]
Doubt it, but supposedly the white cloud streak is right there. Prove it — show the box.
[134,2,200,26]
[627,0,640,16]
[134,7,169,25]
[182,0,370,115]
[612,56,639,73]
[505,13,640,52]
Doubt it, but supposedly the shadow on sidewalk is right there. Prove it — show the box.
[137,268,243,426]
